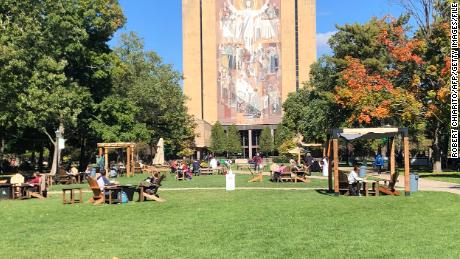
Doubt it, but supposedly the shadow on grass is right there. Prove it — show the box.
[314,189,336,196]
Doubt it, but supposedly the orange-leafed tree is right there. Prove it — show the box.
[335,56,422,127]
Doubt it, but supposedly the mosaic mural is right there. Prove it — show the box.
[216,0,282,125]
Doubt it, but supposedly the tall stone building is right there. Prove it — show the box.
[183,0,316,158]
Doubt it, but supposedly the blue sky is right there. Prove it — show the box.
[110,0,409,73]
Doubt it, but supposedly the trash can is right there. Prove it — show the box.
[410,173,419,192]
[120,185,136,201]
[359,165,366,178]
[226,170,235,191]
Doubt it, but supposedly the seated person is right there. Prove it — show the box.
[27,172,41,185]
[289,159,302,172]
[348,165,363,196]
[141,173,165,197]
[109,167,118,178]
[272,164,286,182]
[180,161,192,180]
[96,170,115,193]
[26,172,42,193]
[84,165,95,178]
[69,166,79,176]
[170,160,178,174]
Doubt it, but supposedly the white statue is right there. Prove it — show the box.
[226,0,270,51]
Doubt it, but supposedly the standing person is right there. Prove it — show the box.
[252,153,262,172]
[96,154,105,173]
[374,153,384,174]
[303,153,314,173]
[192,160,201,176]
[210,157,218,169]
[321,156,329,177]
[348,165,363,196]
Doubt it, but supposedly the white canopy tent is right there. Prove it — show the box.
[328,128,411,196]
[153,138,165,165]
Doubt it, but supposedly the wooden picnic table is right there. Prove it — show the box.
[360,180,380,196]
[105,186,122,204]
[17,184,37,199]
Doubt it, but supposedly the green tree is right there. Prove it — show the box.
[258,127,274,156]
[89,96,150,142]
[226,124,242,156]
[274,124,295,152]
[112,32,196,158]
[209,122,226,155]
[396,0,452,171]
[0,0,125,171]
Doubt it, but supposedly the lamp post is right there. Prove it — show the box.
[55,130,62,175]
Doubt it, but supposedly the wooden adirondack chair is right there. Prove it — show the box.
[29,174,46,199]
[175,168,186,181]
[248,165,263,182]
[138,174,165,202]
[10,173,25,199]
[378,170,400,196]
[86,176,105,205]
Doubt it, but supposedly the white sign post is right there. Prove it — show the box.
[226,170,235,191]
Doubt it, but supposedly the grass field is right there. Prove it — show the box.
[48,172,328,191]
[419,171,460,184]
[2,174,460,258]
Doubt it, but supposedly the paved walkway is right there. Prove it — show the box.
[370,173,460,195]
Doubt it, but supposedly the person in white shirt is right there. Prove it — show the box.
[348,165,363,196]
[210,158,218,169]
[321,156,329,177]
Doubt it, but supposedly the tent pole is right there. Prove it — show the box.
[104,148,109,175]
[404,136,410,196]
[333,138,339,196]
[390,137,395,177]
[126,147,131,177]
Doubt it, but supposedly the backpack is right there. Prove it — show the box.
[120,191,128,203]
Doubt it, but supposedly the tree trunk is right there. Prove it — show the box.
[79,137,87,172]
[0,135,4,169]
[48,122,65,175]
[151,143,155,165]
[38,143,44,172]
[31,151,36,166]
[432,123,442,173]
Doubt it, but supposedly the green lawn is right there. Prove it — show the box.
[48,173,328,191]
[419,171,460,184]
[2,175,460,258]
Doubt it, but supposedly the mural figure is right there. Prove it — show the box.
[217,0,281,124]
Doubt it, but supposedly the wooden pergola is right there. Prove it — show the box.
[97,142,135,177]
[327,128,411,196]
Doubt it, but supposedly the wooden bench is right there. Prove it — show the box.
[200,168,213,175]
[235,159,250,170]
